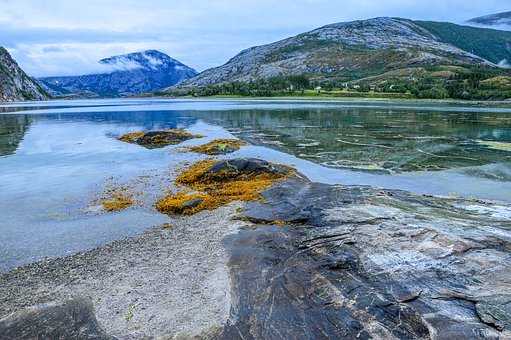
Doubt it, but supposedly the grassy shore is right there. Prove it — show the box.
[145,92,511,108]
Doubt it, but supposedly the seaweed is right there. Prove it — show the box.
[156,159,290,215]
[188,139,246,155]
[118,129,201,149]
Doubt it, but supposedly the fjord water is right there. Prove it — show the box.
[1,99,510,271]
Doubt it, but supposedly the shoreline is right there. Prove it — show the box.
[2,95,511,109]
[0,203,246,339]
[1,158,511,337]
[146,94,511,107]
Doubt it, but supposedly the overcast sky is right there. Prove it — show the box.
[0,0,509,77]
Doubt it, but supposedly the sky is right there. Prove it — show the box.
[0,0,509,77]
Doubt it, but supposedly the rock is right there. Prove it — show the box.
[0,47,48,102]
[118,129,199,149]
[0,297,115,339]
[220,175,511,338]
[181,198,204,210]
[136,131,195,148]
[189,139,245,155]
[476,295,511,331]
[206,158,289,179]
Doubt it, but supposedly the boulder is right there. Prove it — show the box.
[0,297,114,340]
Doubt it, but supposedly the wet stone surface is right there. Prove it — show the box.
[0,298,114,340]
[216,173,511,339]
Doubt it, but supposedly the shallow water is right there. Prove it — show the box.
[1,98,510,271]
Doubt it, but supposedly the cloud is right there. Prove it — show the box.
[498,59,511,68]
[1,0,510,77]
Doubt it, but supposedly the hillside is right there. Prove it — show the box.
[0,47,48,102]
[167,17,511,100]
[40,50,197,97]
[176,17,506,88]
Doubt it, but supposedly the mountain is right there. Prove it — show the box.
[467,11,511,30]
[39,50,197,97]
[0,47,48,102]
[177,17,511,88]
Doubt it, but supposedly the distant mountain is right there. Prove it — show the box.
[0,47,48,102]
[177,17,511,88]
[467,11,511,30]
[40,50,197,97]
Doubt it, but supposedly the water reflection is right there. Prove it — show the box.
[192,108,511,173]
[0,115,32,157]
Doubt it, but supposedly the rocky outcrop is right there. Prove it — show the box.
[177,18,500,88]
[0,298,114,340]
[0,47,48,102]
[217,173,511,338]
[39,50,197,97]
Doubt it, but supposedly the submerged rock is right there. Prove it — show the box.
[189,139,246,155]
[118,129,199,149]
[0,297,114,340]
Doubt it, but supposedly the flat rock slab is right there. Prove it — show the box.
[0,298,114,340]
[224,177,511,338]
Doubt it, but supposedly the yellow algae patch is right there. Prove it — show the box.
[156,192,215,215]
[118,129,201,149]
[175,159,217,184]
[119,131,145,143]
[100,189,135,212]
[188,139,246,155]
[161,223,173,229]
[156,159,290,215]
[477,140,511,152]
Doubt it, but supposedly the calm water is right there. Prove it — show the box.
[1,98,510,271]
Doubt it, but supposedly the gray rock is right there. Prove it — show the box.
[0,297,115,339]
[0,47,48,102]
[476,295,511,331]
[182,198,204,210]
[220,174,511,338]
[206,158,290,179]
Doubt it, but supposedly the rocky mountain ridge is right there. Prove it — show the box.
[0,47,48,102]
